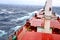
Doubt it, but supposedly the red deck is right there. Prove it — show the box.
[22,32,42,40]
[21,32,60,40]
[29,17,60,29]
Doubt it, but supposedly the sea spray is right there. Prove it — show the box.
[0,30,7,37]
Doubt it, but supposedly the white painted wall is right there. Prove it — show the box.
[37,27,43,32]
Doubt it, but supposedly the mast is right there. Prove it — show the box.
[44,0,52,33]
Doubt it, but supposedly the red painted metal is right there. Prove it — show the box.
[17,27,27,40]
[16,28,23,40]
[29,16,60,29]
[51,20,60,29]
[29,17,44,27]
[42,33,53,40]
[22,32,42,40]
[21,32,60,40]
[52,34,60,40]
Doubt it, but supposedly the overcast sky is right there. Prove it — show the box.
[0,0,60,7]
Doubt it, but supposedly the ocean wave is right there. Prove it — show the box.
[9,11,38,33]
[56,13,60,17]
[0,30,7,37]
[11,26,21,31]
[10,11,37,22]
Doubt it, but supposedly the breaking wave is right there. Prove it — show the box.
[0,30,7,37]
[0,10,38,38]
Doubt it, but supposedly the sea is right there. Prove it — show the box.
[0,4,60,40]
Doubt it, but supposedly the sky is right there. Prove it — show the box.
[0,0,60,7]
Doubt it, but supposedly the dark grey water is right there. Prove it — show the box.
[0,4,60,40]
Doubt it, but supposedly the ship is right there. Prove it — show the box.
[8,0,60,40]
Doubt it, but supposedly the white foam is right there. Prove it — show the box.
[11,16,30,22]
[11,26,21,31]
[17,16,30,20]
[11,11,38,22]
[8,11,14,14]
[0,30,7,37]
[0,12,5,14]
[56,13,60,17]
[32,11,38,14]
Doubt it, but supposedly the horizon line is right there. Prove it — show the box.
[0,3,60,7]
